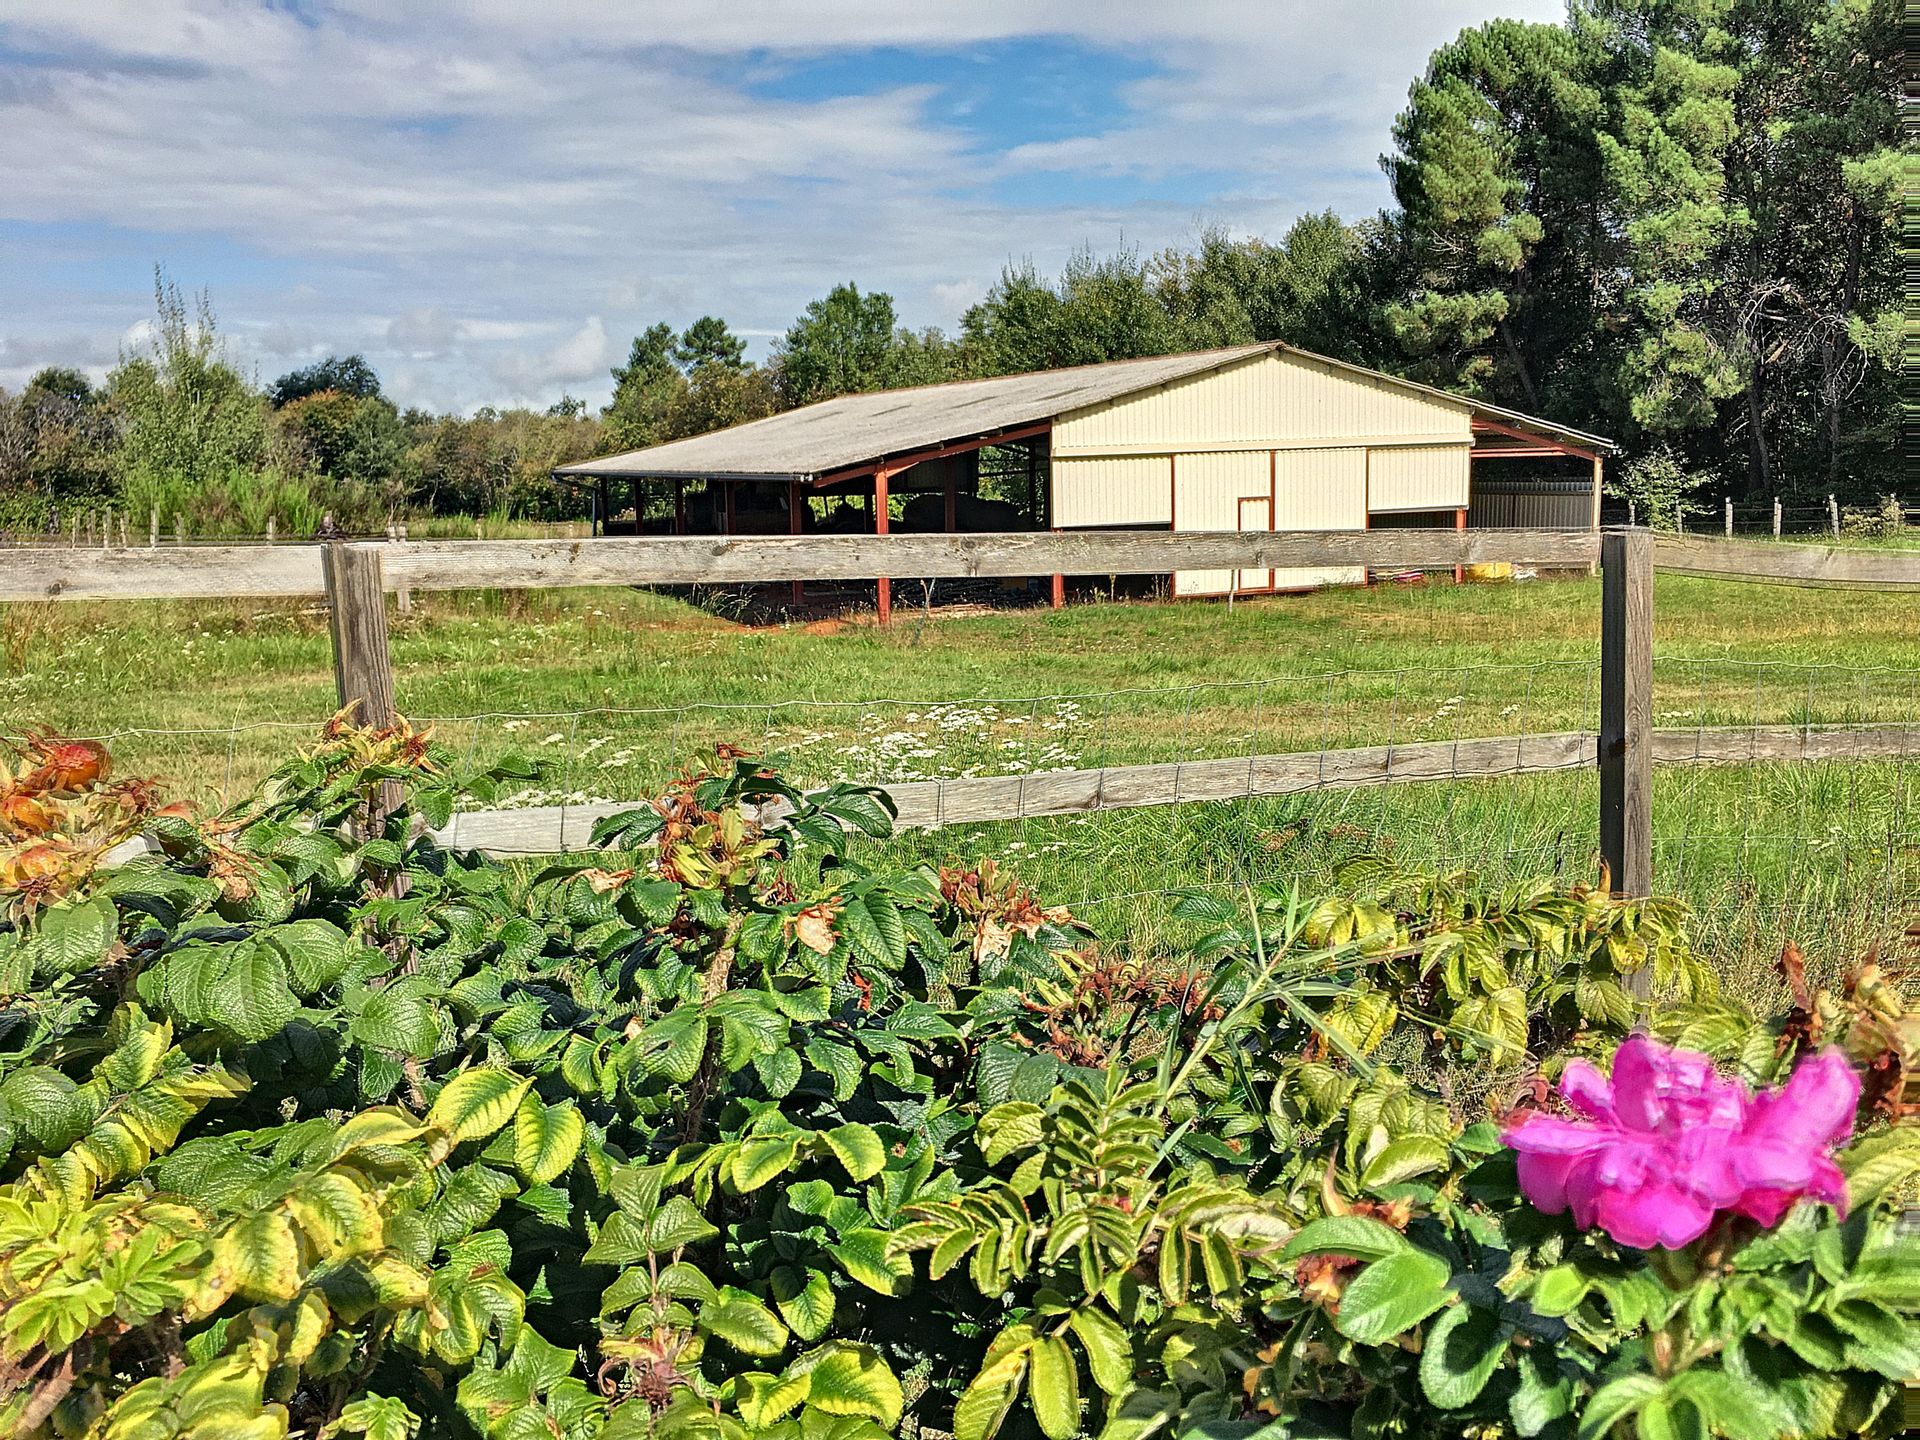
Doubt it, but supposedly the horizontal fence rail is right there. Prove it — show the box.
[7,530,1918,605]
[1652,535,1920,588]
[0,529,1606,602]
[92,721,1920,864]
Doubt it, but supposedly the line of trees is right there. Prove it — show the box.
[0,0,1901,535]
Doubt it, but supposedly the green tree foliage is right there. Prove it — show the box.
[0,369,119,525]
[108,270,270,495]
[603,323,682,452]
[673,315,749,372]
[1382,20,1606,408]
[1382,0,1900,495]
[961,246,1178,375]
[269,354,383,407]
[772,283,958,407]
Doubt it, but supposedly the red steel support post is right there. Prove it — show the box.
[874,464,892,626]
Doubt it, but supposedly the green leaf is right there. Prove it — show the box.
[513,1094,584,1184]
[0,1066,94,1155]
[1636,1392,1706,1440]
[1418,1303,1506,1409]
[771,1266,835,1342]
[1279,1215,1411,1264]
[429,1068,534,1145]
[217,942,299,1043]
[823,1123,887,1182]
[1067,1307,1132,1396]
[265,918,352,994]
[1508,1349,1573,1437]
[30,895,117,977]
[335,1394,419,1440]
[754,1048,802,1098]
[350,991,440,1056]
[731,1136,800,1193]
[805,1038,860,1101]
[1027,1335,1080,1440]
[804,1343,904,1428]
[1829,1298,1920,1379]
[1576,1375,1661,1440]
[954,1346,1029,1440]
[698,1287,788,1357]
[646,1196,720,1253]
[828,1229,911,1296]
[1333,1249,1453,1345]
[1360,1135,1451,1191]
[1528,1264,1590,1317]
[634,1010,709,1085]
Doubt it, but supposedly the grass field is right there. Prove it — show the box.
[4,571,1917,984]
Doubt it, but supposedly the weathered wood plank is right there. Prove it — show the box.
[2,530,1601,602]
[1652,534,1920,588]
[382,529,1601,588]
[428,733,1601,854]
[324,545,395,727]
[1650,724,1920,764]
[96,722,1920,864]
[0,544,325,601]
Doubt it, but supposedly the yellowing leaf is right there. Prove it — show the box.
[1027,1335,1081,1440]
[427,1068,532,1147]
[803,1342,904,1428]
[823,1123,887,1182]
[513,1094,585,1185]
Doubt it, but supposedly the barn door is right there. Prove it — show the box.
[1236,495,1272,593]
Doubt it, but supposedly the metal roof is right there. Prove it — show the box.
[555,342,1612,483]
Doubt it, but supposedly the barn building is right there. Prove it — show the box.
[553,342,1611,621]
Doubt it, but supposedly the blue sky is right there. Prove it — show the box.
[0,1,1561,413]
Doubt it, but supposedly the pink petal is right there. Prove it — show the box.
[1608,1034,1665,1132]
[1728,1188,1796,1228]
[1503,1113,1609,1157]
[1751,1049,1860,1151]
[1557,1060,1616,1121]
[1804,1158,1849,1212]
[1515,1151,1578,1213]
[1595,1179,1716,1250]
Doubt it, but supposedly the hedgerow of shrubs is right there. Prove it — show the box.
[0,718,1915,1440]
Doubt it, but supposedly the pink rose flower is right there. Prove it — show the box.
[1502,1035,1859,1250]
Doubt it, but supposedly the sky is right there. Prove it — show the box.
[0,1,1564,415]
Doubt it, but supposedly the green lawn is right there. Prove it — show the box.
[5,573,1916,981]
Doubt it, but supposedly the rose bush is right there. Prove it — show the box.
[0,720,1914,1440]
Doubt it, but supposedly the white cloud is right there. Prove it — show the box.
[0,0,1564,413]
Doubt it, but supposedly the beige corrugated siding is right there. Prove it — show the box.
[1051,455,1171,527]
[1055,350,1472,455]
[1366,444,1471,513]
[1171,451,1268,596]
[1169,448,1367,596]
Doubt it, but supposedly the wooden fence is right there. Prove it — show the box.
[9,528,1920,898]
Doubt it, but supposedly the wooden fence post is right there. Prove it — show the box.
[1724,496,1732,537]
[324,544,396,730]
[266,516,276,545]
[149,506,159,548]
[1772,497,1781,539]
[174,517,185,547]
[1829,494,1840,538]
[1600,530,1654,929]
